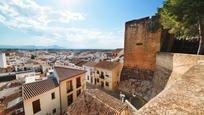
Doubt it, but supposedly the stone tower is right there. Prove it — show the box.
[122,16,161,81]
[119,16,163,100]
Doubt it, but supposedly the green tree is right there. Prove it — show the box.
[31,54,36,59]
[159,0,204,54]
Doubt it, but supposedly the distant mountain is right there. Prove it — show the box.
[0,45,65,49]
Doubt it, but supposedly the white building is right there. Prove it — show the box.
[0,53,7,68]
[83,62,97,84]
[16,71,36,81]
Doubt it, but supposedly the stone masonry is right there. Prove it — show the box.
[119,16,162,101]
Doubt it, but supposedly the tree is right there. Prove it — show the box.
[31,54,36,59]
[159,0,204,54]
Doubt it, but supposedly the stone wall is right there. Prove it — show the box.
[136,64,204,115]
[123,16,161,70]
[120,51,204,100]
[151,53,204,98]
[165,53,204,87]
[150,52,173,98]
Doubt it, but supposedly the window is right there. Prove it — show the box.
[87,76,89,80]
[32,99,41,114]
[106,82,109,87]
[94,78,96,85]
[136,42,143,46]
[77,89,81,96]
[51,92,55,100]
[96,78,99,83]
[100,71,104,79]
[97,70,99,74]
[101,81,104,88]
[67,94,73,106]
[52,108,56,114]
[66,80,73,93]
[76,77,81,88]
[91,77,93,83]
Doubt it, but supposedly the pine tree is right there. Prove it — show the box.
[159,0,204,54]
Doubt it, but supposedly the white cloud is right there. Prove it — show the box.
[0,15,5,22]
[0,0,123,49]
[0,0,85,29]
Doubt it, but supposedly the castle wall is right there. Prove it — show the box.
[123,16,161,70]
[151,52,204,98]
[119,15,202,101]
[137,64,204,115]
[119,16,162,101]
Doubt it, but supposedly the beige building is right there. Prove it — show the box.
[23,79,60,115]
[54,67,86,113]
[94,61,122,90]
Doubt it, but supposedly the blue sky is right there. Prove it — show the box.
[0,0,164,49]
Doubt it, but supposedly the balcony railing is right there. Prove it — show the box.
[76,82,81,88]
[67,86,73,93]
[99,74,104,79]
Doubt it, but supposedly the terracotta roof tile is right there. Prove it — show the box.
[86,89,127,112]
[22,79,57,100]
[67,89,127,114]
[54,67,86,82]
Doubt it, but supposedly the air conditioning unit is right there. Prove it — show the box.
[15,108,24,114]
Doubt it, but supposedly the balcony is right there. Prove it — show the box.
[67,86,73,93]
[76,82,81,88]
[99,74,104,79]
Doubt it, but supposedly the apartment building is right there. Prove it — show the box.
[94,61,122,90]
[54,67,86,113]
[23,79,60,115]
[22,67,86,115]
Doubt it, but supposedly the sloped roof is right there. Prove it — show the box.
[67,89,127,115]
[55,67,86,82]
[22,79,58,100]
[86,89,127,112]
[75,61,88,67]
[95,61,120,70]
[83,61,97,67]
